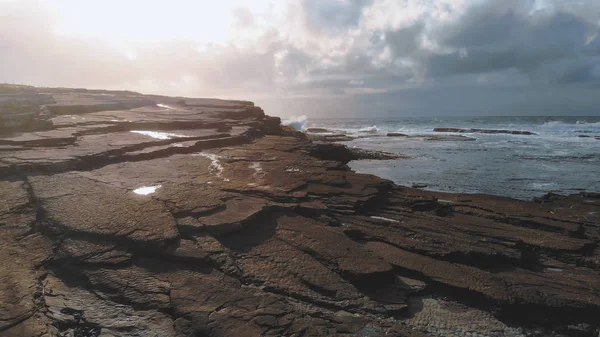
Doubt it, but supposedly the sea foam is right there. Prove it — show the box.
[358,125,379,133]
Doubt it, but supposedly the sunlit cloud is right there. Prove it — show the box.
[1,0,599,116]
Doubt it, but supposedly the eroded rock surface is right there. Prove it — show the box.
[1,88,599,337]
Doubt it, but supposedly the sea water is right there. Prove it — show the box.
[304,116,600,200]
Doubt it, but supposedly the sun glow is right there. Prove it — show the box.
[47,0,278,44]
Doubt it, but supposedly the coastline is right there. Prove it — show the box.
[302,120,600,201]
[1,87,599,337]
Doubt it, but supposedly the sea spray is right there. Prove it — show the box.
[358,125,379,133]
[282,115,308,131]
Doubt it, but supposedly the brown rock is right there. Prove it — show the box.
[29,174,179,244]
[1,86,598,336]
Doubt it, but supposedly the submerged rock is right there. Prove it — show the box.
[387,132,408,137]
[412,183,428,188]
[424,134,477,141]
[434,127,537,135]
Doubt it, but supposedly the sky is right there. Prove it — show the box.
[1,0,600,117]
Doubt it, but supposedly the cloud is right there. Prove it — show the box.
[426,4,599,80]
[299,0,372,34]
[232,7,255,28]
[1,0,599,115]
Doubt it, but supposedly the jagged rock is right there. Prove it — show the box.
[43,274,176,337]
[1,87,599,337]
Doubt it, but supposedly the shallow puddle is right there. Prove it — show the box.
[133,185,162,195]
[131,130,187,140]
[370,216,400,223]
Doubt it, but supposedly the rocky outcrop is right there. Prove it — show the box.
[433,128,537,135]
[387,132,408,137]
[1,88,599,337]
[306,128,333,133]
[308,143,406,164]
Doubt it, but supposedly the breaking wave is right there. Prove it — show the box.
[358,125,379,133]
[282,115,308,131]
[541,120,600,128]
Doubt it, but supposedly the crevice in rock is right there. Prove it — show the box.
[341,228,532,274]
[380,253,600,332]
[435,251,527,273]
[299,280,339,299]
[48,101,155,116]
[3,132,257,178]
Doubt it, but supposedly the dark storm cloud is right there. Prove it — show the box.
[555,63,597,84]
[300,0,372,34]
[384,23,425,58]
[425,5,598,81]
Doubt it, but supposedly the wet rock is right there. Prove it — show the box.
[306,128,333,133]
[306,133,355,142]
[412,183,429,188]
[387,132,408,137]
[348,147,407,160]
[424,134,477,141]
[433,128,537,135]
[308,142,406,164]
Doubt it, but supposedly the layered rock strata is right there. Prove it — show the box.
[1,88,598,337]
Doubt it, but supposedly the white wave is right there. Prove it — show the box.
[532,182,558,189]
[541,121,566,127]
[541,120,600,128]
[358,125,379,133]
[282,115,308,131]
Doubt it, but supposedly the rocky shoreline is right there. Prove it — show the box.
[1,88,599,337]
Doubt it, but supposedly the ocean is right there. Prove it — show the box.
[300,116,600,200]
